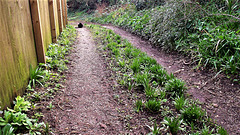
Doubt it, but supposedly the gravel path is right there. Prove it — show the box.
[51,27,124,134]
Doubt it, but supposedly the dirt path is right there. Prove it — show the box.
[49,27,125,134]
[103,25,240,134]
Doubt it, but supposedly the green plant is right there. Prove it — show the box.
[134,72,150,89]
[224,0,239,14]
[124,47,133,58]
[131,58,141,74]
[181,104,205,124]
[0,124,14,135]
[11,96,31,112]
[135,100,143,113]
[43,122,50,134]
[217,127,228,135]
[28,66,44,88]
[118,59,126,67]
[30,92,41,102]
[173,96,188,111]
[162,116,184,135]
[47,102,54,110]
[33,113,44,119]
[27,121,45,135]
[201,125,214,135]
[157,89,166,99]
[145,99,161,112]
[145,86,158,99]
[147,121,160,135]
[0,110,31,129]
[165,78,186,97]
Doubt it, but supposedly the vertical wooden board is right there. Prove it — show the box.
[49,0,57,43]
[57,0,63,33]
[61,0,66,28]
[64,0,68,25]
[29,0,46,63]
[0,0,37,108]
[38,0,52,52]
[53,0,60,37]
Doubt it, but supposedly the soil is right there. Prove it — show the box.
[43,27,127,134]
[40,22,239,135]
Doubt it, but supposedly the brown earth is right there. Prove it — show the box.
[41,22,239,135]
[44,27,126,134]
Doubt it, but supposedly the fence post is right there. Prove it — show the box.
[57,0,63,33]
[29,0,46,63]
[61,0,66,28]
[65,0,68,25]
[49,0,57,43]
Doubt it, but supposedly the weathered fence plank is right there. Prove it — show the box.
[57,0,64,33]
[0,0,38,108]
[61,0,66,28]
[39,0,52,52]
[64,0,68,25]
[29,0,46,63]
[49,0,60,43]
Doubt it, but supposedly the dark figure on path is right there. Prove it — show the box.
[78,23,83,28]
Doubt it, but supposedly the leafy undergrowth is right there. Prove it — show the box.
[88,24,228,135]
[0,25,77,134]
[86,0,240,81]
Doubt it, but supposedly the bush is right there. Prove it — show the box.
[87,0,240,76]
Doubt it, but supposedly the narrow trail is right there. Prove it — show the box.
[49,28,124,134]
[44,23,239,134]
[103,25,240,134]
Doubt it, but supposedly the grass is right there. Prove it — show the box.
[88,24,228,134]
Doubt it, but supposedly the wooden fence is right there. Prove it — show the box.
[0,0,68,109]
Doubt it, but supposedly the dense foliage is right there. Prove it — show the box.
[84,0,240,78]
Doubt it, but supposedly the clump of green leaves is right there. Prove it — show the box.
[131,58,141,74]
[162,116,184,135]
[173,96,188,111]
[165,78,186,97]
[135,100,143,113]
[147,121,161,135]
[0,96,45,134]
[181,103,205,124]
[0,124,14,135]
[217,127,228,135]
[28,66,44,88]
[145,99,162,112]
[13,96,31,112]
